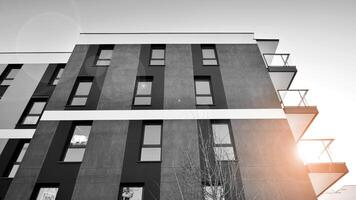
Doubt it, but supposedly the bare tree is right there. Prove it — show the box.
[172,121,246,200]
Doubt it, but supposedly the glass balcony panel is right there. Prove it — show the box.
[278,90,309,107]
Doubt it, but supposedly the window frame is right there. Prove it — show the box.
[67,77,94,107]
[133,77,153,106]
[203,184,225,200]
[0,64,21,86]
[201,44,219,66]
[211,120,236,161]
[149,45,166,66]
[61,121,92,163]
[119,183,144,200]
[139,121,162,162]
[31,183,60,200]
[4,140,30,178]
[49,64,65,86]
[95,46,114,67]
[194,77,214,106]
[17,98,48,128]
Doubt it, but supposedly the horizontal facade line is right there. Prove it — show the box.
[0,52,72,54]
[80,32,255,35]
[78,33,256,44]
[0,129,36,139]
[41,109,286,121]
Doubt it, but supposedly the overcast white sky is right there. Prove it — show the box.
[0,0,355,196]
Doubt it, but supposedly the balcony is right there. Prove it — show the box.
[298,139,348,197]
[277,89,318,141]
[263,53,297,90]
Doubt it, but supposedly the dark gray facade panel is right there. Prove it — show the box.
[217,44,281,109]
[97,45,141,110]
[46,45,90,110]
[71,120,129,200]
[164,44,195,109]
[4,121,60,200]
[161,44,201,199]
[160,120,201,200]
[71,45,139,199]
[230,119,316,200]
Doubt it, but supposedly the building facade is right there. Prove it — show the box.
[0,33,348,200]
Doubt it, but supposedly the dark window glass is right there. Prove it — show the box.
[20,100,47,125]
[201,45,218,66]
[140,123,162,161]
[150,45,165,66]
[134,78,153,106]
[63,124,92,162]
[96,49,113,66]
[195,78,213,105]
[211,122,235,161]
[0,65,21,86]
[69,79,93,106]
[8,142,29,178]
[50,66,64,85]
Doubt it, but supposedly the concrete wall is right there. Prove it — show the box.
[163,45,195,109]
[219,44,316,200]
[71,45,140,200]
[0,64,48,128]
[4,121,59,199]
[0,64,6,75]
[4,46,89,200]
[217,44,280,109]
[160,45,201,200]
[46,45,89,110]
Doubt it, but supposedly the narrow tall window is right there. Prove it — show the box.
[150,45,165,66]
[201,45,218,66]
[96,48,113,66]
[7,141,29,178]
[133,77,152,106]
[19,99,47,126]
[195,78,214,105]
[68,78,93,106]
[140,123,162,161]
[50,65,64,85]
[212,122,235,161]
[0,65,21,86]
[62,123,92,162]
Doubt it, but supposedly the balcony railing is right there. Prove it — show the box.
[263,53,293,68]
[298,139,334,164]
[277,89,309,108]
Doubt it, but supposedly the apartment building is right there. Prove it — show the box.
[0,33,348,200]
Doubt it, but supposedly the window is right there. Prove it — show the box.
[0,65,21,86]
[133,77,152,106]
[194,78,213,105]
[68,78,93,106]
[140,123,162,161]
[212,122,235,161]
[150,45,165,66]
[201,45,218,66]
[203,185,225,200]
[8,142,29,178]
[33,186,59,200]
[19,99,47,126]
[120,185,143,200]
[96,48,113,66]
[50,65,64,85]
[62,123,92,162]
